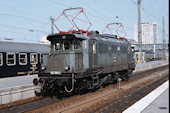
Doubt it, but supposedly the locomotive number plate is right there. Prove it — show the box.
[50,71,61,75]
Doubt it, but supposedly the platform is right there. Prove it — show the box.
[0,60,168,89]
[0,74,38,89]
[123,81,169,113]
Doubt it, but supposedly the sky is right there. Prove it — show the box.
[0,0,169,43]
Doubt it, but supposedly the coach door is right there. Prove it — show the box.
[92,40,98,67]
[30,53,38,73]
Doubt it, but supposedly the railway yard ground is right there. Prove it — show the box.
[0,60,169,113]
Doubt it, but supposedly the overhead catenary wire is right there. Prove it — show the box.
[153,0,168,16]
[0,24,50,34]
[47,0,136,36]
[0,2,49,21]
[140,6,169,39]
[0,0,168,43]
[0,13,51,25]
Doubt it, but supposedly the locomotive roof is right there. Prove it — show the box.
[0,41,50,53]
[47,33,129,44]
[47,33,88,41]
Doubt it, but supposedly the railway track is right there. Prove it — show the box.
[0,65,168,113]
[91,75,168,113]
[0,97,59,113]
[56,65,169,113]
[130,65,168,79]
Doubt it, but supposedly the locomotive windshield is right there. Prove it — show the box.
[55,41,62,50]
[54,39,81,51]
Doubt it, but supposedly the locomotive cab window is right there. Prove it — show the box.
[30,53,38,64]
[7,53,16,66]
[19,53,27,65]
[55,41,62,50]
[0,53,2,66]
[63,40,71,50]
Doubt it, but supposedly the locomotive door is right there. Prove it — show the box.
[92,40,98,67]
[117,44,121,65]
[108,43,112,66]
[127,44,131,64]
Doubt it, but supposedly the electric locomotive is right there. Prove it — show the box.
[33,7,135,96]
[33,31,135,95]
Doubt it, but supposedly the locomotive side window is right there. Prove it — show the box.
[112,45,117,53]
[93,42,97,54]
[7,53,16,66]
[120,45,127,53]
[0,53,2,66]
[72,40,81,50]
[19,53,27,65]
[30,53,38,64]
[99,43,108,53]
[117,46,120,52]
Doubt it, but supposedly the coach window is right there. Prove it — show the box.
[7,53,16,66]
[30,53,38,64]
[19,53,27,65]
[0,53,2,66]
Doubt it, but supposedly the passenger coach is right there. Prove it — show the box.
[0,41,50,78]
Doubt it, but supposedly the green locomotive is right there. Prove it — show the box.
[33,31,135,95]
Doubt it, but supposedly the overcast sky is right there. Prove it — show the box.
[0,0,169,43]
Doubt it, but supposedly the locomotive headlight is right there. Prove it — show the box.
[65,66,70,71]
[41,66,46,71]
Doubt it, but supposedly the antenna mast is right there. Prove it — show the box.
[50,17,54,34]
[162,16,166,60]
[137,0,142,52]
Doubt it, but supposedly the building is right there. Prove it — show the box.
[133,43,169,62]
[134,22,157,44]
